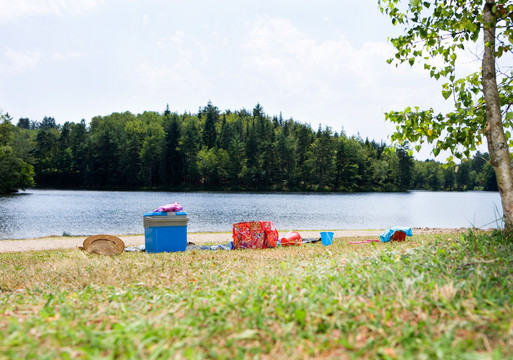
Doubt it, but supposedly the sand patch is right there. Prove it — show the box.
[0,228,475,253]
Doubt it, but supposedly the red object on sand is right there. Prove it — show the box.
[281,231,302,246]
[232,221,279,249]
[391,231,407,241]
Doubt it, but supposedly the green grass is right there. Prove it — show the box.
[0,231,512,359]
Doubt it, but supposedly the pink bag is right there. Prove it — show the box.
[155,202,183,212]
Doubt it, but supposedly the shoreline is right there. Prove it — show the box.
[0,227,470,253]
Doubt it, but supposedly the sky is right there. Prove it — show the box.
[0,0,484,160]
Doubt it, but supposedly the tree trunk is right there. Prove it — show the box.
[482,0,513,228]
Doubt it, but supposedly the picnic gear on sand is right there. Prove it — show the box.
[126,234,321,252]
[349,227,413,244]
[143,211,189,253]
[301,237,322,244]
[124,244,146,252]
[81,235,125,255]
[320,231,334,246]
[187,242,234,251]
[154,202,183,213]
[380,227,412,242]
[125,242,235,252]
[280,231,302,246]
[232,221,279,249]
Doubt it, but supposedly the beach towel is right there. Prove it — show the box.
[154,202,183,212]
[380,227,412,242]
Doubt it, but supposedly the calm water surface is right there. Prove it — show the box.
[0,189,503,239]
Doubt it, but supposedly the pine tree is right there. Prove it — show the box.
[202,101,218,149]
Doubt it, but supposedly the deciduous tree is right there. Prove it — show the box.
[0,113,34,193]
[379,0,513,227]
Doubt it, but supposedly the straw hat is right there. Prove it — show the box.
[81,235,125,255]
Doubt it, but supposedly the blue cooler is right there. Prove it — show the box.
[143,211,189,253]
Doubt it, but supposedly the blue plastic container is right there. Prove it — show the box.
[143,211,189,253]
[320,231,334,246]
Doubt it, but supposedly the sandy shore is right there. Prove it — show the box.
[0,228,469,253]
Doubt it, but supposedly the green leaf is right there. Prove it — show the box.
[442,90,452,99]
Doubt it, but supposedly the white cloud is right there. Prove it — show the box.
[52,51,85,62]
[242,16,339,98]
[157,31,186,49]
[156,31,192,59]
[241,15,394,97]
[237,15,458,143]
[135,59,211,97]
[240,15,481,114]
[157,30,213,65]
[241,17,390,112]
[0,49,40,75]
[0,0,104,22]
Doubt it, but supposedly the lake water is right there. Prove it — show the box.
[0,189,503,240]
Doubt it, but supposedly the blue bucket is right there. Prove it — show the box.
[320,231,334,246]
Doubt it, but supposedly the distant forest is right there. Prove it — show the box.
[1,102,498,193]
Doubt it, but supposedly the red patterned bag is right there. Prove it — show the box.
[232,221,279,249]
[260,221,279,248]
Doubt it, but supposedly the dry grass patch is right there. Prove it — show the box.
[0,231,512,359]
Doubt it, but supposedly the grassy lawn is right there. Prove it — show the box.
[0,231,512,359]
